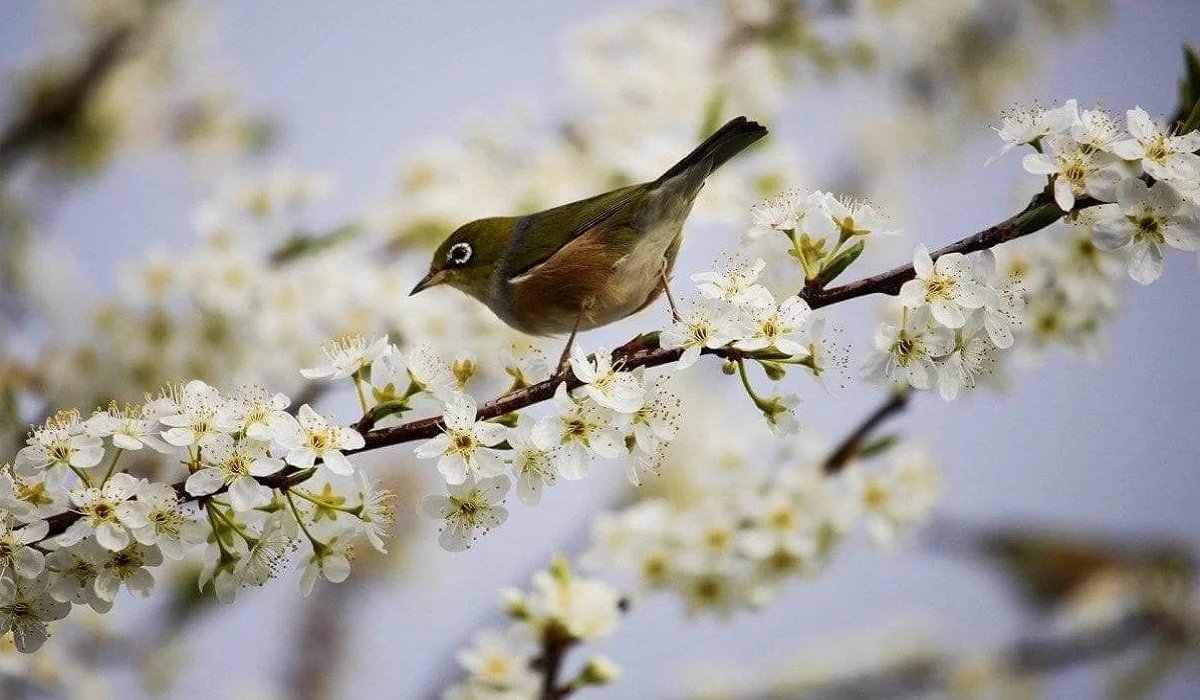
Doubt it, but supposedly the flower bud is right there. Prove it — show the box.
[576,655,622,686]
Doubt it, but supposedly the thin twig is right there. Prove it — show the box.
[822,389,910,474]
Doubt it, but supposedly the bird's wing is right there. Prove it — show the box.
[502,184,648,278]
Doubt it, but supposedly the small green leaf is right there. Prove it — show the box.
[1181,100,1200,135]
[269,223,362,266]
[488,413,519,428]
[1179,45,1200,118]
[859,434,899,460]
[370,400,410,423]
[815,239,865,287]
[758,360,788,381]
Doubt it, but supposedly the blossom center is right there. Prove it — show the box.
[565,418,591,439]
[90,502,116,521]
[483,657,510,677]
[1131,211,1165,244]
[863,481,890,509]
[768,509,795,530]
[226,454,250,476]
[307,431,331,452]
[924,273,955,301]
[890,332,920,365]
[49,441,75,464]
[451,431,477,454]
[1146,136,1169,163]
[1061,159,1086,186]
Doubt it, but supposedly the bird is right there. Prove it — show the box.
[409,116,768,365]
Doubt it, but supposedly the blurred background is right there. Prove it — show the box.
[1,1,1199,698]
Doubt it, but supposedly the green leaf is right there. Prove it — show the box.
[269,223,362,266]
[815,240,865,287]
[858,434,899,460]
[758,360,788,381]
[370,399,410,423]
[1181,45,1200,111]
[1182,100,1200,135]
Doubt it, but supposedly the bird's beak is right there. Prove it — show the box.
[410,269,448,296]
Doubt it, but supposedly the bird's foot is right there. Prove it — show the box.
[660,269,681,322]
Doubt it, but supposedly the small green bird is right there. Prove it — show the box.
[410,117,768,347]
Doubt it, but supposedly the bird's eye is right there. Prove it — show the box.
[446,242,473,266]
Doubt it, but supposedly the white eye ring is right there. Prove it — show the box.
[447,242,473,266]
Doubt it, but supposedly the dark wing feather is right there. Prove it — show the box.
[501,184,648,278]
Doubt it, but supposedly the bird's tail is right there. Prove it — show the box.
[657,116,768,183]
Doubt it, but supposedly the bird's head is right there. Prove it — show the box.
[410,217,515,303]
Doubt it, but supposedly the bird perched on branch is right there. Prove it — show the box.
[410,116,768,364]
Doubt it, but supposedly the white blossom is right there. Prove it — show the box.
[1111,107,1200,181]
[14,411,105,486]
[569,346,645,413]
[0,517,48,579]
[94,543,164,601]
[0,575,70,653]
[57,473,146,551]
[184,434,283,511]
[299,527,354,595]
[274,405,365,477]
[215,384,292,442]
[351,474,395,554]
[746,189,803,239]
[531,384,623,481]
[1091,178,1200,284]
[84,404,171,452]
[899,245,986,328]
[508,424,557,506]
[158,380,227,448]
[734,293,812,356]
[524,568,621,642]
[300,334,391,381]
[861,307,954,391]
[936,318,999,401]
[414,392,508,485]
[691,257,774,308]
[660,299,739,369]
[986,100,1080,166]
[1023,135,1123,211]
[419,475,511,552]
[454,626,540,696]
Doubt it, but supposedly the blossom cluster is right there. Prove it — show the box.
[1003,102,1200,283]
[583,440,939,618]
[861,247,1018,400]
[443,558,624,700]
[859,102,1200,400]
[409,344,682,551]
[663,191,886,429]
[0,379,394,652]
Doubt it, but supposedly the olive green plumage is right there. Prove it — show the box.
[411,116,768,336]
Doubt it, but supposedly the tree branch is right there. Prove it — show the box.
[28,178,1083,544]
[801,187,1081,308]
[0,25,137,175]
[688,611,1181,700]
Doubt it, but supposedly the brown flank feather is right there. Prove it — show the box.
[506,227,627,336]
